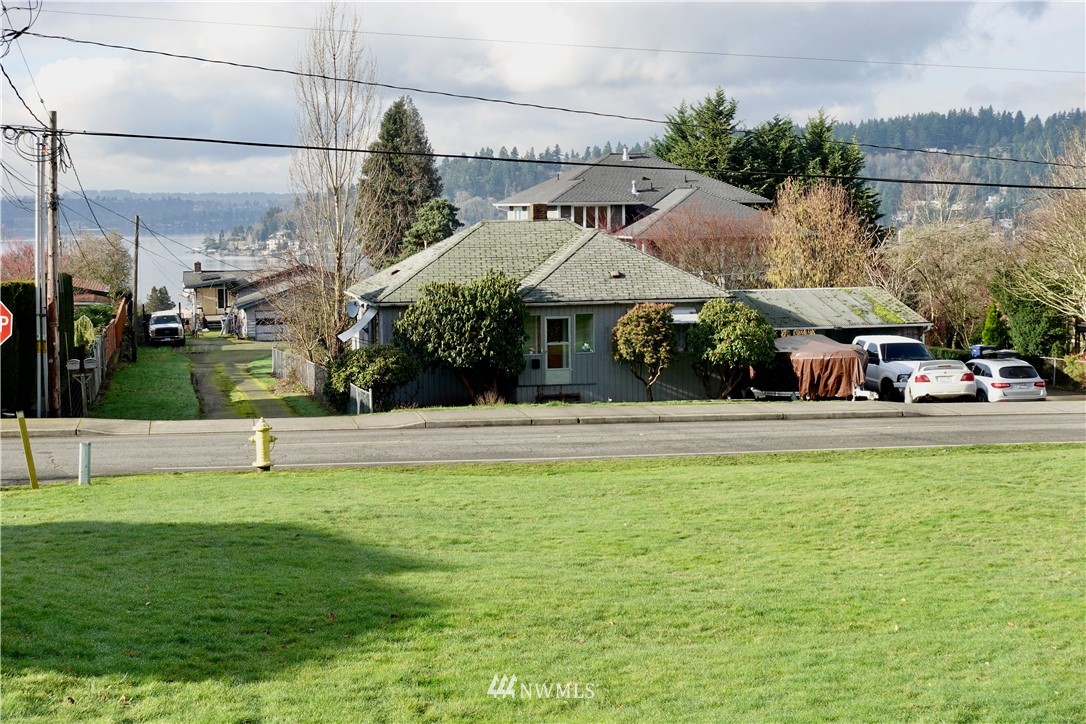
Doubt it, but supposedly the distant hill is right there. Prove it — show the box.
[1,191,293,240]
[834,108,1083,221]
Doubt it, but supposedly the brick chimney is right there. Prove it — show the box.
[193,261,202,272]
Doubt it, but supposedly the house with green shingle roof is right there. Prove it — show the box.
[343,219,729,405]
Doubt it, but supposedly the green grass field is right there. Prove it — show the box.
[2,445,1082,722]
[248,357,330,417]
[90,345,199,420]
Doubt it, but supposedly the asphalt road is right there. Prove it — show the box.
[3,413,1082,484]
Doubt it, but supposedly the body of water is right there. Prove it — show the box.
[126,234,268,309]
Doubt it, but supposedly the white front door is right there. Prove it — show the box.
[545,316,571,385]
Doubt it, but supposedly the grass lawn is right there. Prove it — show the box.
[1,445,1082,722]
[89,345,198,420]
[248,357,331,417]
[212,363,257,419]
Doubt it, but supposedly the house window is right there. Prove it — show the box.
[546,317,570,371]
[217,287,228,310]
[524,315,541,354]
[573,207,584,226]
[575,314,594,353]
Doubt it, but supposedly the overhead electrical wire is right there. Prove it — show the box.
[0,62,46,126]
[37,7,1086,76]
[16,30,1082,170]
[5,125,1082,191]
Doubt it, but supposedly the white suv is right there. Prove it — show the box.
[853,335,933,401]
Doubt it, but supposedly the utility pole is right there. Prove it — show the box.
[130,215,140,361]
[45,111,61,417]
[34,136,47,416]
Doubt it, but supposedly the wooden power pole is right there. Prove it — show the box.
[45,111,61,417]
[131,215,140,361]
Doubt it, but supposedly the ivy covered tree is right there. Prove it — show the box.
[611,303,677,402]
[394,270,527,402]
[685,299,776,399]
[359,96,443,267]
[399,197,463,258]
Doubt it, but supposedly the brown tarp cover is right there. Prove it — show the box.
[755,334,866,400]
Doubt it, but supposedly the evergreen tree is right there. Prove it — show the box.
[799,110,882,228]
[145,286,174,313]
[359,96,443,266]
[651,87,742,183]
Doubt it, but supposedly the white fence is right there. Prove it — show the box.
[348,384,373,415]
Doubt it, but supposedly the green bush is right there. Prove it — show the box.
[394,271,526,403]
[612,303,677,402]
[324,344,420,412]
[1061,354,1086,390]
[686,299,775,399]
[927,347,970,362]
[77,303,115,330]
[980,302,1011,348]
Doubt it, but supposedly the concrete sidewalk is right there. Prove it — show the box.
[3,395,1083,439]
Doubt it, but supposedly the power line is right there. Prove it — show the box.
[37,7,1086,76]
[6,124,1082,192]
[0,62,46,125]
[19,30,1082,170]
[13,36,47,113]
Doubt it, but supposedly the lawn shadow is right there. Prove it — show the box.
[2,521,437,682]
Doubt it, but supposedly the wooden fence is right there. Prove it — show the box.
[272,348,331,407]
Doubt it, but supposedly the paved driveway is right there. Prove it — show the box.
[184,336,295,420]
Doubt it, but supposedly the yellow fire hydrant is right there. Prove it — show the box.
[249,417,276,471]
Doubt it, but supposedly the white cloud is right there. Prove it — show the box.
[2,1,1081,194]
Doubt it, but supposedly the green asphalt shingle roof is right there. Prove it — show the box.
[729,287,930,331]
[346,220,728,306]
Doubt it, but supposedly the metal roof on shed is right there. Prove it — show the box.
[729,287,929,331]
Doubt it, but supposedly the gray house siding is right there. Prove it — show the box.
[374,302,707,405]
[517,303,705,403]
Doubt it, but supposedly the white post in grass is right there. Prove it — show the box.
[78,442,92,485]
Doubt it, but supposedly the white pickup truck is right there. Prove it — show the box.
[852,335,934,401]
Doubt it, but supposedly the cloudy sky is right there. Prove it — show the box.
[2,1,1083,194]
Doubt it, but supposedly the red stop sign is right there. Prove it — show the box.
[0,301,12,346]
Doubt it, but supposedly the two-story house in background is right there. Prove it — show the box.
[494,150,771,251]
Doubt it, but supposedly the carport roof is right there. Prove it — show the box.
[730,287,930,331]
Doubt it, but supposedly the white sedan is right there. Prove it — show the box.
[966,358,1048,402]
[903,360,977,403]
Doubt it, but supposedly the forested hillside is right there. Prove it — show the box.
[834,108,1083,221]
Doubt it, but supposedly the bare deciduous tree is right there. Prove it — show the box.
[763,179,878,288]
[66,230,132,298]
[632,206,771,289]
[876,221,1001,347]
[1003,128,1086,322]
[896,155,981,226]
[285,1,379,365]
